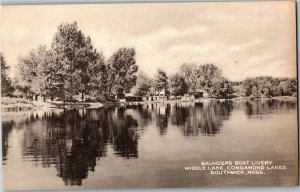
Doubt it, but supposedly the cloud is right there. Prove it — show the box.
[0,2,296,81]
[167,42,217,55]
[228,38,264,53]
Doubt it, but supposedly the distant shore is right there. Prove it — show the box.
[124,96,297,105]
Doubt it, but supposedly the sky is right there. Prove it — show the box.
[0,1,297,81]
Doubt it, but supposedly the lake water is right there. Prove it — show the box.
[2,99,298,190]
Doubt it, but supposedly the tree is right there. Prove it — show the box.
[51,22,99,100]
[154,69,169,95]
[241,76,297,97]
[88,51,107,100]
[1,53,14,96]
[17,45,56,101]
[243,76,297,97]
[179,63,199,94]
[134,71,153,96]
[169,73,188,96]
[179,63,223,95]
[107,47,138,98]
[285,78,297,96]
[243,78,256,96]
[198,64,222,93]
[209,78,233,99]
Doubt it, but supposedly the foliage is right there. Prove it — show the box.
[198,64,222,92]
[179,63,223,96]
[13,22,139,102]
[88,51,107,100]
[107,47,138,98]
[179,63,199,94]
[154,69,169,94]
[17,45,56,101]
[209,78,233,98]
[134,71,153,96]
[169,73,188,96]
[1,53,14,96]
[242,76,297,97]
[51,22,100,100]
[5,21,297,102]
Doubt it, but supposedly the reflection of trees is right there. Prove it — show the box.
[112,107,139,158]
[243,100,297,118]
[171,103,189,126]
[171,101,233,136]
[135,104,153,127]
[2,120,14,163]
[5,99,296,186]
[19,107,140,186]
[155,103,171,135]
[127,103,172,135]
[125,104,153,129]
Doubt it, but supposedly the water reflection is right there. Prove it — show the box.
[9,107,140,186]
[170,101,233,136]
[2,99,297,186]
[112,107,139,158]
[155,103,171,135]
[237,99,297,118]
[2,120,14,163]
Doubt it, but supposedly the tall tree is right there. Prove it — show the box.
[51,22,99,100]
[154,69,169,95]
[1,53,14,96]
[134,71,153,96]
[18,45,56,101]
[169,73,188,96]
[88,50,107,99]
[198,64,222,93]
[107,47,138,98]
[179,63,199,94]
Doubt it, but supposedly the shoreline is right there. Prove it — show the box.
[1,96,296,113]
[1,99,104,113]
[124,96,297,105]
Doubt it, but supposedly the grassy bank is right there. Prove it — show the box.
[269,96,297,100]
[2,97,37,111]
[48,100,104,109]
[1,97,104,112]
[1,97,55,112]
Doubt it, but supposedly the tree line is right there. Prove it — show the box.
[1,22,297,101]
[135,63,234,99]
[237,76,297,98]
[134,63,297,99]
[2,22,138,102]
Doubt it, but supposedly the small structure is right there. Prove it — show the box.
[124,92,143,102]
[153,88,168,101]
[193,89,208,99]
[181,94,194,101]
[125,96,143,102]
[169,95,176,100]
[125,92,134,97]
[155,88,166,97]
[142,88,168,102]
